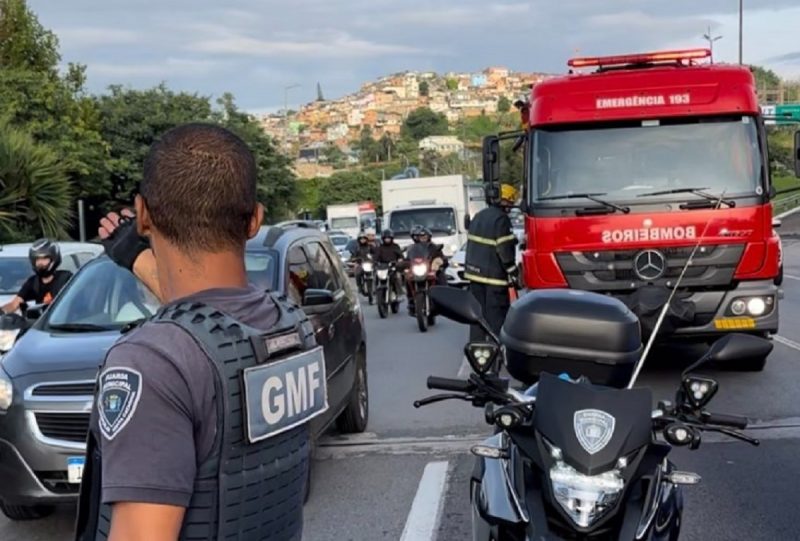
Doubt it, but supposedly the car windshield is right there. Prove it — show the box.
[331,217,358,229]
[46,253,278,330]
[530,116,763,203]
[46,258,161,330]
[0,257,30,294]
[330,236,349,247]
[389,208,457,237]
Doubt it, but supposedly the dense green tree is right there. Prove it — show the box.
[401,107,449,141]
[0,0,109,204]
[750,65,781,90]
[419,81,429,97]
[446,78,458,91]
[0,121,72,242]
[95,84,213,205]
[497,96,511,113]
[318,171,381,208]
[322,145,347,168]
[353,126,382,164]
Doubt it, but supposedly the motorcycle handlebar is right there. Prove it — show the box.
[427,376,473,393]
[702,412,748,430]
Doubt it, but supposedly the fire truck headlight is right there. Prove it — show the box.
[747,298,767,316]
[730,300,747,316]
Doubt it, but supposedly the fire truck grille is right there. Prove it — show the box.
[555,244,745,291]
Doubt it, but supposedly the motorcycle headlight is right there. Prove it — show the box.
[549,460,624,528]
[0,366,13,411]
[362,262,373,272]
[376,269,388,280]
[0,329,20,353]
[412,263,428,277]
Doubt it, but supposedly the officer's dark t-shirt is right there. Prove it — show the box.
[17,270,72,305]
[95,284,279,506]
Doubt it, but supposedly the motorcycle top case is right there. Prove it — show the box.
[500,289,642,388]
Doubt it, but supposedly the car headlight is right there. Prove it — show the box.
[0,329,20,354]
[362,262,373,272]
[412,263,428,277]
[376,269,388,280]
[549,460,624,528]
[0,366,13,411]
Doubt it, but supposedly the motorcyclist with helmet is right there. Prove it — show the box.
[373,229,406,299]
[1,238,73,314]
[350,231,375,293]
[405,226,448,314]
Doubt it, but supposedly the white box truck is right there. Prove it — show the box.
[326,201,377,238]
[381,175,485,257]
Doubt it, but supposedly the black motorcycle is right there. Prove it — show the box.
[375,262,401,319]
[405,243,446,332]
[416,286,771,540]
[354,255,375,305]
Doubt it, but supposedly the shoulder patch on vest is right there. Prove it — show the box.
[97,367,142,441]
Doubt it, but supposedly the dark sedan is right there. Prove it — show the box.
[0,224,368,520]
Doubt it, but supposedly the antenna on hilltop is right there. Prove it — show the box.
[317,82,325,102]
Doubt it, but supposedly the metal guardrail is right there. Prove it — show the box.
[774,193,800,216]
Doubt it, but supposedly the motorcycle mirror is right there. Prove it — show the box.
[682,333,773,376]
[0,313,28,331]
[429,286,482,325]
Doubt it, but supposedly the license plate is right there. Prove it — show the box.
[67,456,85,484]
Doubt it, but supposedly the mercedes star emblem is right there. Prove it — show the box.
[633,249,666,281]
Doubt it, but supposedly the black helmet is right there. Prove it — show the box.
[418,227,432,241]
[29,238,61,277]
[381,228,394,241]
[410,225,422,242]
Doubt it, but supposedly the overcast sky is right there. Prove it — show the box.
[29,0,800,114]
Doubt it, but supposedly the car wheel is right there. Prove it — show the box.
[0,501,55,521]
[336,351,369,433]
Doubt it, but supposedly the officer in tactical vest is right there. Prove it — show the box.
[74,123,323,541]
[464,183,520,342]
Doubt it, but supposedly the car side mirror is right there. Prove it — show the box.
[794,130,800,178]
[773,218,782,229]
[683,333,773,376]
[303,289,335,308]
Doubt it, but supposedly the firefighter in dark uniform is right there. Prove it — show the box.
[464,183,520,342]
[74,124,318,541]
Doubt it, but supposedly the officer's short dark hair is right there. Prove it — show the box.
[141,122,257,252]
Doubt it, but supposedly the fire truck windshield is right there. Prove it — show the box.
[530,116,763,205]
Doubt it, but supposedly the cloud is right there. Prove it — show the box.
[186,30,427,58]
[88,58,219,78]
[55,27,142,47]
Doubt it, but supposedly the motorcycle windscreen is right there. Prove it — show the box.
[533,373,652,476]
[407,243,430,261]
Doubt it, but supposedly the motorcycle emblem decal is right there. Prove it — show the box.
[574,409,616,455]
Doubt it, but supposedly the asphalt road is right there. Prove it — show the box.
[3,221,800,541]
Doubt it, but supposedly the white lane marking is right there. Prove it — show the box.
[777,206,800,219]
[784,274,800,281]
[400,460,450,541]
[457,356,471,378]
[774,335,800,352]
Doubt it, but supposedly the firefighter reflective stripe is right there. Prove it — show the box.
[467,234,498,246]
[496,234,517,245]
[464,272,508,287]
[468,233,517,246]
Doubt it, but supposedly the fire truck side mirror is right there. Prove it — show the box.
[794,130,800,178]
[483,136,501,184]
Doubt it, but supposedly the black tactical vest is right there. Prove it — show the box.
[75,293,317,541]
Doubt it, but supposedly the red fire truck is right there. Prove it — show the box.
[483,48,800,370]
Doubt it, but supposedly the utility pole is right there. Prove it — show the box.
[703,26,722,62]
[738,0,744,64]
